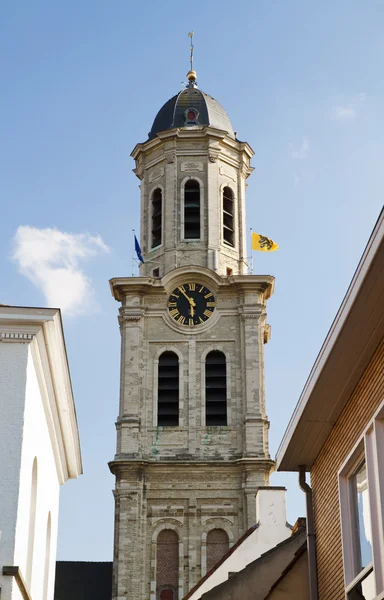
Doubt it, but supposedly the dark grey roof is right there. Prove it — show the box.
[149,87,235,140]
[54,561,112,600]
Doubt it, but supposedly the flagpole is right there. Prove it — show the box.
[132,229,135,277]
[250,228,254,275]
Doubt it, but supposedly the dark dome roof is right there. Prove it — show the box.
[148,87,235,140]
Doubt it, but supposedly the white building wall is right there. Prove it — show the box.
[186,489,291,600]
[0,342,29,600]
[14,346,60,600]
[0,344,61,600]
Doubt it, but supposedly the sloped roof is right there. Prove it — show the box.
[200,527,306,600]
[54,562,112,600]
[277,207,384,471]
[182,524,258,600]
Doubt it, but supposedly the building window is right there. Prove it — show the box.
[185,108,198,125]
[184,180,200,240]
[222,187,234,247]
[351,461,373,571]
[152,188,162,248]
[26,457,38,587]
[158,352,179,426]
[339,406,384,599]
[43,513,52,600]
[205,351,227,426]
[156,530,179,600]
[206,529,229,572]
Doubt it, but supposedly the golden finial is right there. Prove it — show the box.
[188,31,194,70]
[187,32,197,86]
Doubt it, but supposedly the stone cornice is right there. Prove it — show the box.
[110,272,274,305]
[131,127,253,161]
[228,275,275,300]
[0,332,35,343]
[109,276,162,301]
[109,457,274,476]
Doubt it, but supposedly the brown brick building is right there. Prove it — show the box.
[277,208,384,600]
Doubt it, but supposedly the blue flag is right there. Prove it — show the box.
[134,235,144,263]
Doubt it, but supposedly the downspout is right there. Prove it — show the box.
[299,465,318,600]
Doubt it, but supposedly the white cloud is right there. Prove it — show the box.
[330,93,366,122]
[290,137,310,160]
[12,226,110,316]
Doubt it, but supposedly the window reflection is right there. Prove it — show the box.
[348,567,375,600]
[353,462,372,570]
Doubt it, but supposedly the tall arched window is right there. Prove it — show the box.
[158,352,179,426]
[205,351,227,426]
[184,179,200,239]
[43,512,52,600]
[156,530,179,600]
[152,188,162,248]
[26,458,38,587]
[206,529,229,571]
[222,187,234,247]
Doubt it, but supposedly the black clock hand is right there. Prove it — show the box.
[178,287,196,307]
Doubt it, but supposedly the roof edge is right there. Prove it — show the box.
[276,207,384,471]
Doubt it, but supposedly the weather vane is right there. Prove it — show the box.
[188,31,194,71]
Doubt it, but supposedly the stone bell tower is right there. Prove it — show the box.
[109,69,275,600]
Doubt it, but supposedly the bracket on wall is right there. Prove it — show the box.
[2,567,32,600]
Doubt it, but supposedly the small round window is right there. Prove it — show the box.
[185,108,198,125]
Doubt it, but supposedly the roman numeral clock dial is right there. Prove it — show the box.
[167,283,216,327]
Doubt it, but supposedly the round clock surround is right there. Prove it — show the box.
[167,282,215,327]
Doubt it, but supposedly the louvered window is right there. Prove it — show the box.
[158,352,179,426]
[223,187,234,247]
[205,351,227,426]
[152,188,162,248]
[184,179,200,239]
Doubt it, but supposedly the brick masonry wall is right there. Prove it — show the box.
[157,530,179,589]
[206,529,229,572]
[311,337,384,600]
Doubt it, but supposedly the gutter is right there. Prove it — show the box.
[299,466,318,600]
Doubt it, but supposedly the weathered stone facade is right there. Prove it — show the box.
[109,81,275,600]
[132,126,252,279]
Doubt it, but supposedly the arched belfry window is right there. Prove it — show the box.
[152,188,162,248]
[184,179,200,240]
[205,351,227,426]
[222,187,234,247]
[158,352,179,426]
[206,529,229,571]
[156,530,179,600]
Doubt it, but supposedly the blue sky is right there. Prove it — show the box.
[1,1,384,560]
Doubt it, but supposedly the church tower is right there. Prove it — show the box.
[109,68,275,600]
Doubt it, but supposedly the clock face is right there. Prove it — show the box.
[168,283,215,327]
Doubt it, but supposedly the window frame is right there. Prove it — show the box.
[180,176,204,242]
[204,350,228,427]
[156,529,180,600]
[149,185,164,252]
[222,185,236,248]
[153,347,184,428]
[339,400,384,598]
[156,351,180,427]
